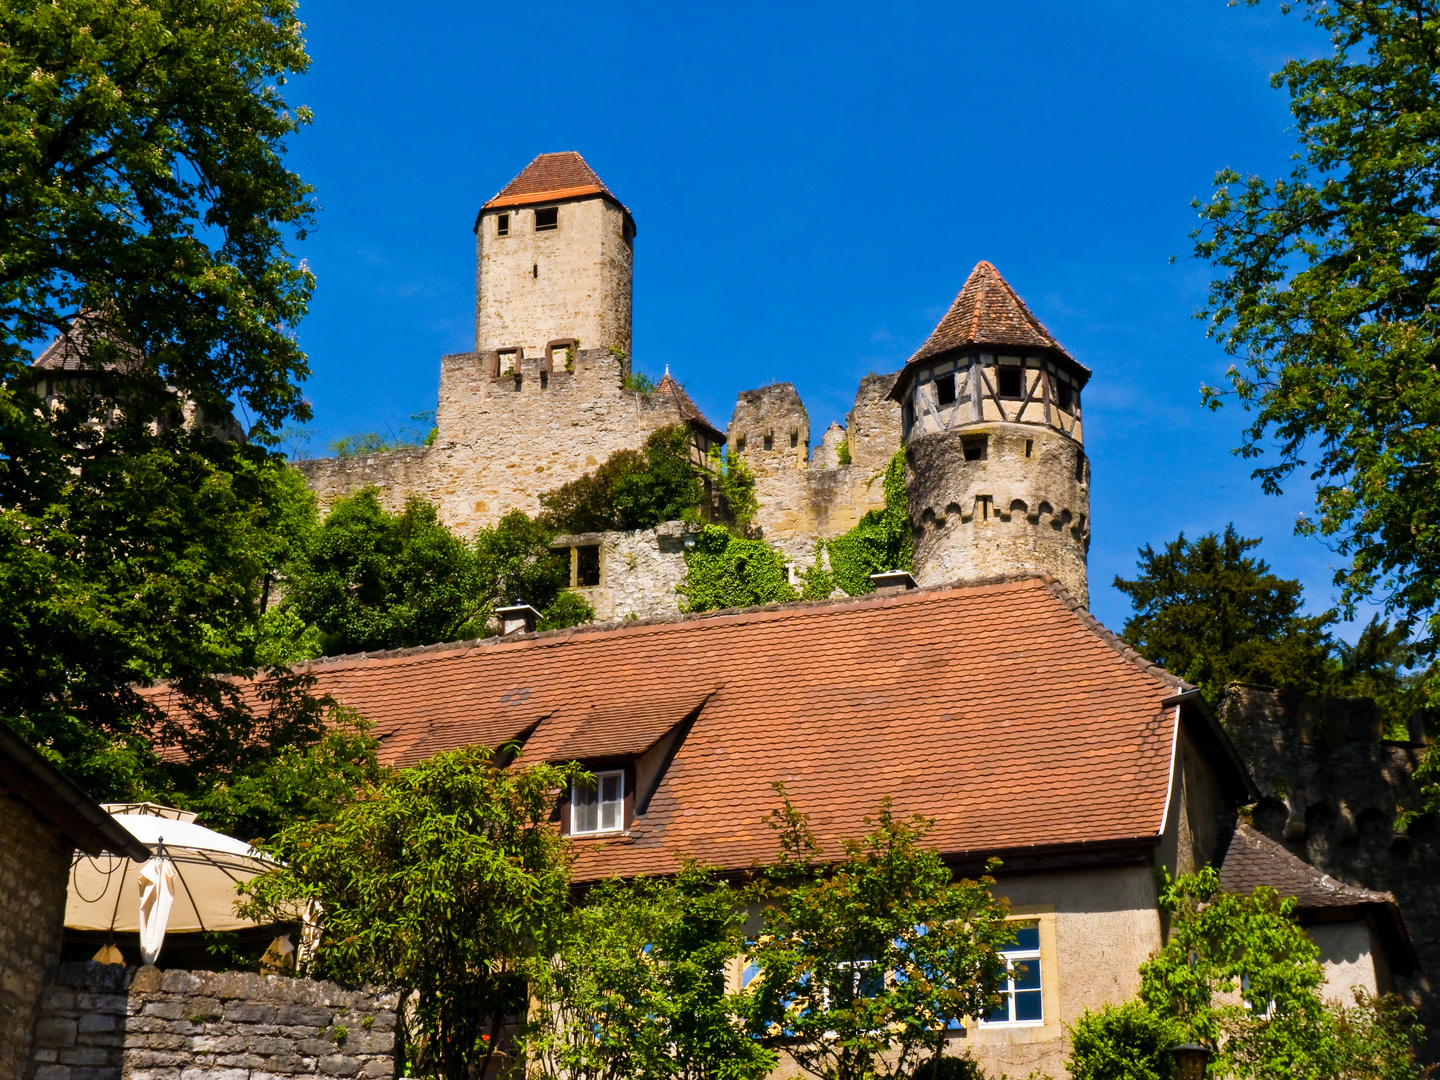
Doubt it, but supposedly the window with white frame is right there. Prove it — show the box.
[571,770,624,834]
[982,921,1043,1025]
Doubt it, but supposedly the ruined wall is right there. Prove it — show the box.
[297,349,694,531]
[27,962,397,1080]
[731,374,903,564]
[906,423,1090,606]
[554,522,694,622]
[0,791,73,1080]
[475,197,632,359]
[1220,685,1436,1050]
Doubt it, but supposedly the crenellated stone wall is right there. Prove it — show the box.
[1220,685,1436,1052]
[26,962,398,1080]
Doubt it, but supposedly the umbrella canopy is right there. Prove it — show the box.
[66,810,279,935]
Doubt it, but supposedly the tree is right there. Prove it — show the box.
[242,748,581,1080]
[1113,525,1337,703]
[523,862,776,1080]
[280,490,590,655]
[741,789,1014,1080]
[539,425,704,534]
[1098,867,1425,1080]
[1,0,316,795]
[1191,0,1440,704]
[1067,1000,1183,1080]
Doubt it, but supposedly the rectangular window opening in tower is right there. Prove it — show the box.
[1057,380,1074,411]
[1025,439,1033,458]
[497,213,510,236]
[535,206,559,231]
[962,435,988,462]
[763,432,774,451]
[790,430,798,448]
[997,366,1024,400]
[935,372,957,407]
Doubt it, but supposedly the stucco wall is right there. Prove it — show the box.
[906,423,1090,606]
[0,791,72,1080]
[475,197,632,359]
[1312,920,1391,1002]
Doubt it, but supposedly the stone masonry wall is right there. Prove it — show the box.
[1220,685,1436,1057]
[27,962,397,1080]
[0,792,73,1080]
[555,522,694,622]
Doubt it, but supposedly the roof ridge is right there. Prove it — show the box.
[1037,576,1190,693]
[1232,822,1395,904]
[291,574,1059,671]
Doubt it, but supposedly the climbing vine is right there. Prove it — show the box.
[677,524,797,613]
[802,450,912,598]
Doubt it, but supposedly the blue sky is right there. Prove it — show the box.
[281,0,1359,635]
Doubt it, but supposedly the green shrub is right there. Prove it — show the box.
[708,446,759,527]
[539,425,703,534]
[908,1056,986,1080]
[1066,1000,1180,1080]
[808,450,912,597]
[836,439,852,467]
[677,524,797,613]
[539,591,595,631]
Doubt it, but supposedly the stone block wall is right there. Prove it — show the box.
[27,963,398,1080]
[0,786,74,1080]
[1220,685,1436,1055]
[555,522,694,622]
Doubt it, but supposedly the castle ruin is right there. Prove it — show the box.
[298,153,1092,615]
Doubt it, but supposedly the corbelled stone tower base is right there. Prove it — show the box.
[891,261,1091,605]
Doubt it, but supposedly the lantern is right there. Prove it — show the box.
[1166,1043,1212,1080]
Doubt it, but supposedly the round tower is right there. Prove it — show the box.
[890,261,1092,605]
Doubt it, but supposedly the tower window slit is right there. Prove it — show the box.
[1025,439,1033,458]
[790,429,799,448]
[763,432,774,451]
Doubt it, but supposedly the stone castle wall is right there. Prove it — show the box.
[554,522,695,622]
[1220,685,1436,1051]
[0,789,73,1080]
[475,198,632,358]
[27,962,397,1080]
[906,423,1090,607]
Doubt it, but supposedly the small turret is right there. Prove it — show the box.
[890,261,1091,605]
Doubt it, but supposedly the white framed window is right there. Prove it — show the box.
[571,770,624,834]
[982,921,1043,1026]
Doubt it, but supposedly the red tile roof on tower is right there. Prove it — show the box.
[653,372,724,442]
[906,261,1081,371]
[147,577,1255,883]
[482,152,629,215]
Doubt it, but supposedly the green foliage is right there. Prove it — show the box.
[524,861,776,1080]
[539,425,704,534]
[241,748,581,1080]
[836,439,852,467]
[1191,3,1440,711]
[810,451,913,598]
[1066,1000,1181,1080]
[677,524,797,613]
[0,430,318,798]
[282,492,580,654]
[329,412,437,458]
[1132,868,1423,1080]
[1113,525,1338,703]
[740,788,1014,1080]
[1,0,315,436]
[708,446,760,528]
[622,370,656,394]
[181,705,383,844]
[538,591,596,632]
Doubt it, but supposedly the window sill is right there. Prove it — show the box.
[569,829,629,840]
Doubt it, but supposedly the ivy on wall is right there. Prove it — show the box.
[538,425,702,534]
[803,451,912,598]
[677,525,798,613]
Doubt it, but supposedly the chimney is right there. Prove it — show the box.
[495,599,541,636]
[869,570,918,596]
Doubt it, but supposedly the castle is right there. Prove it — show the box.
[297,152,1093,615]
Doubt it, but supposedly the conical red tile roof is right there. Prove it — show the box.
[653,371,724,441]
[482,152,628,214]
[907,261,1077,367]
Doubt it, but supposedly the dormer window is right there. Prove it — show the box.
[572,770,624,834]
[496,213,510,236]
[535,206,559,231]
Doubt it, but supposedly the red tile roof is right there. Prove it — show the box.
[218,577,1209,881]
[906,262,1081,370]
[482,152,628,216]
[653,372,725,442]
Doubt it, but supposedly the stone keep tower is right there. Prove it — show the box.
[890,261,1092,605]
[473,152,634,364]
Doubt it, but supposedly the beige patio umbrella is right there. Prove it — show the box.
[66,804,281,961]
